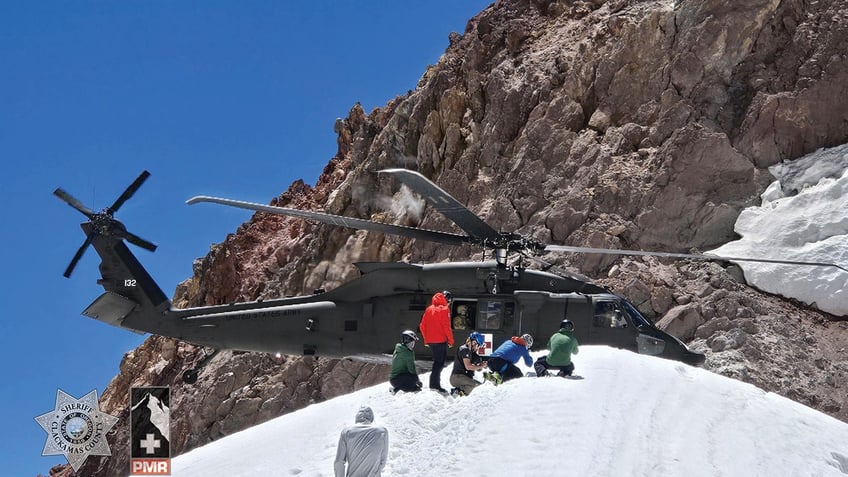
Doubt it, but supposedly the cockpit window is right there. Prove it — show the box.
[593,301,629,328]
[620,300,652,328]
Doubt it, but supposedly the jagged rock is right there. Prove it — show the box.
[657,303,705,341]
[52,1,848,475]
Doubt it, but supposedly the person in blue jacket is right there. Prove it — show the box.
[484,333,533,383]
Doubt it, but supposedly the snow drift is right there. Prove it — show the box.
[168,346,848,477]
[711,143,848,316]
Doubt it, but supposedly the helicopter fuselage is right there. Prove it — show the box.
[83,230,705,366]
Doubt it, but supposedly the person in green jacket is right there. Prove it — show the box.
[534,319,579,377]
[390,330,422,393]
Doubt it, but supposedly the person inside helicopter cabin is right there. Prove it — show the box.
[449,331,488,396]
[484,333,534,384]
[452,304,472,330]
[419,290,455,393]
[594,301,627,328]
[389,330,422,393]
[534,319,579,377]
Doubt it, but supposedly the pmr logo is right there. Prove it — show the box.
[35,389,119,472]
[130,386,171,475]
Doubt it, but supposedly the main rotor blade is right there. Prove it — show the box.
[110,170,150,213]
[378,169,501,242]
[187,195,471,246]
[54,188,95,218]
[122,230,158,252]
[544,244,848,272]
[64,235,93,278]
[524,256,608,294]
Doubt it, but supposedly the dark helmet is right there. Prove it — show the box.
[469,331,484,346]
[441,290,453,303]
[401,330,419,344]
[560,319,574,331]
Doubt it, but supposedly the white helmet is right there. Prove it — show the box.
[521,333,533,349]
[401,330,419,349]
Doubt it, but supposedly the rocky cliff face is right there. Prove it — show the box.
[48,0,848,475]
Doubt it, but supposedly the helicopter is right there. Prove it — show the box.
[56,169,845,382]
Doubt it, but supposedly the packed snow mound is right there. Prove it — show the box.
[169,346,848,477]
[711,143,848,316]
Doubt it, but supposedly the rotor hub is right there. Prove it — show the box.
[55,170,156,278]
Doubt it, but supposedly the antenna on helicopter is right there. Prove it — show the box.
[54,170,157,277]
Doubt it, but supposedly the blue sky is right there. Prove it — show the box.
[0,2,490,474]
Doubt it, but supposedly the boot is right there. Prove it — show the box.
[534,362,548,377]
[484,371,502,385]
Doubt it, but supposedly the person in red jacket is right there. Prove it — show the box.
[419,291,455,393]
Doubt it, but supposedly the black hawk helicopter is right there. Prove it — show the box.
[56,169,845,382]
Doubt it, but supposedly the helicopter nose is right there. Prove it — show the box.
[684,350,706,366]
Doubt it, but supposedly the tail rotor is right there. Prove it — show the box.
[54,170,157,277]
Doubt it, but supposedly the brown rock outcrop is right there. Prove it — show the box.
[51,0,848,475]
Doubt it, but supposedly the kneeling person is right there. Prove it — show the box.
[534,319,579,377]
[390,330,423,393]
[486,334,534,383]
[450,332,488,395]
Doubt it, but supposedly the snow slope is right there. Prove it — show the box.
[169,347,848,477]
[711,143,848,316]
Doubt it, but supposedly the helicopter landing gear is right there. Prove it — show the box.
[182,348,220,384]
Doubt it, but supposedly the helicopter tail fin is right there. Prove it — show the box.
[70,232,170,335]
[82,291,146,333]
[56,171,170,333]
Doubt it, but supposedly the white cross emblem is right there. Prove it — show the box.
[140,433,161,455]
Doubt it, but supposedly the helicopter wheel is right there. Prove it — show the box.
[182,369,199,384]
[181,347,219,384]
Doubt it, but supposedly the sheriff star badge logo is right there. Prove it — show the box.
[35,389,119,471]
